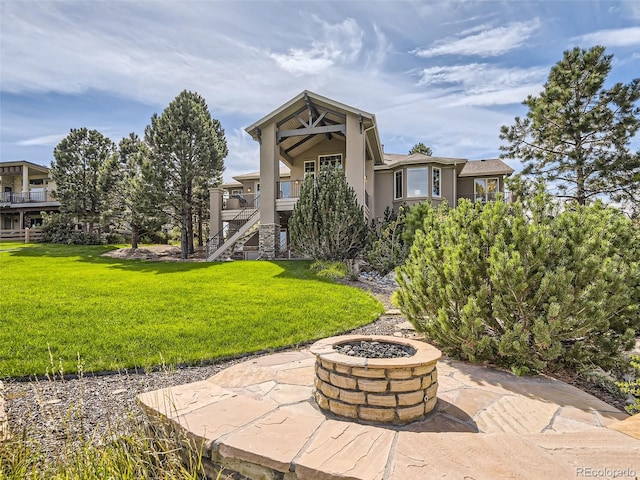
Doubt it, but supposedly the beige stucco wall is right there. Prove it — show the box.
[345,114,365,211]
[374,170,394,215]
[372,164,458,217]
[288,137,346,179]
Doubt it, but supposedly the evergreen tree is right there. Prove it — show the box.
[51,128,116,234]
[101,133,167,249]
[289,167,366,261]
[144,90,227,258]
[364,206,409,274]
[395,195,640,374]
[500,46,640,205]
[409,142,433,156]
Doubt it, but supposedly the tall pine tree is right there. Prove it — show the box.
[52,128,116,234]
[101,133,167,248]
[145,90,227,258]
[500,46,640,205]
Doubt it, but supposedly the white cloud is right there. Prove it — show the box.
[575,27,640,48]
[16,133,67,147]
[269,17,364,75]
[417,63,547,105]
[413,19,541,57]
[364,24,391,73]
[223,128,260,183]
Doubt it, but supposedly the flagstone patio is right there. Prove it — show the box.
[139,349,640,480]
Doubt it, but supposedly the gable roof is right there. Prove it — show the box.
[459,159,514,177]
[245,90,376,135]
[245,90,384,165]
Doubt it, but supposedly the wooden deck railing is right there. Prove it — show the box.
[0,228,44,242]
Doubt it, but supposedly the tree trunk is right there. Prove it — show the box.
[197,205,203,247]
[131,224,139,250]
[188,205,195,254]
[181,208,189,259]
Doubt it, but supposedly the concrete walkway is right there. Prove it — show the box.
[139,350,640,480]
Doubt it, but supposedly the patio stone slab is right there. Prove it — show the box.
[473,394,560,434]
[294,420,395,480]
[609,413,640,440]
[137,380,235,418]
[138,348,639,479]
[217,401,325,473]
[530,430,640,472]
[174,395,278,451]
[390,432,574,479]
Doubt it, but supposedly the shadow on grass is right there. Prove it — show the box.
[5,243,219,274]
[4,244,332,279]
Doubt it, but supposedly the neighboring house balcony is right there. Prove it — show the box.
[222,193,259,220]
[0,189,59,208]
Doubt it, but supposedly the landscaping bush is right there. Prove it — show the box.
[394,193,640,374]
[311,260,348,279]
[41,212,103,245]
[617,355,640,415]
[289,167,366,261]
[364,206,409,275]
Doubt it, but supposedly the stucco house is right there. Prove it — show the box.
[0,160,60,232]
[208,91,513,261]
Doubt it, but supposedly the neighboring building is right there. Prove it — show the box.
[209,91,514,261]
[0,160,60,230]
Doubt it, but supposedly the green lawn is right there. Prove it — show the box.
[0,243,383,377]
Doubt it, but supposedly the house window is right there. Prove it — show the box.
[407,167,428,197]
[319,154,343,170]
[474,178,499,202]
[394,170,403,200]
[432,167,441,198]
[304,161,316,178]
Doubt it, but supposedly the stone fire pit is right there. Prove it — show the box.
[310,335,441,425]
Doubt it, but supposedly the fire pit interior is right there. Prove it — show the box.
[310,335,442,425]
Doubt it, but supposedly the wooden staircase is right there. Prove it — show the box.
[207,210,260,262]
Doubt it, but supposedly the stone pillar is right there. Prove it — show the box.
[209,187,223,239]
[259,223,280,260]
[345,114,365,208]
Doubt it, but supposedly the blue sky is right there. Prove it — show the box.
[1,0,639,182]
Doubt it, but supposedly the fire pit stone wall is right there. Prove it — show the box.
[310,335,442,425]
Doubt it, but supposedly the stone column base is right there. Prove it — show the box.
[259,223,280,260]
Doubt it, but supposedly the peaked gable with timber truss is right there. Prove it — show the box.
[208,91,513,261]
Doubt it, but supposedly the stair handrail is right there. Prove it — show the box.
[207,194,260,255]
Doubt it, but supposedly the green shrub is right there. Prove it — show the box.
[290,167,366,261]
[364,206,409,275]
[617,355,640,415]
[311,260,348,279]
[41,213,103,245]
[395,193,640,374]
